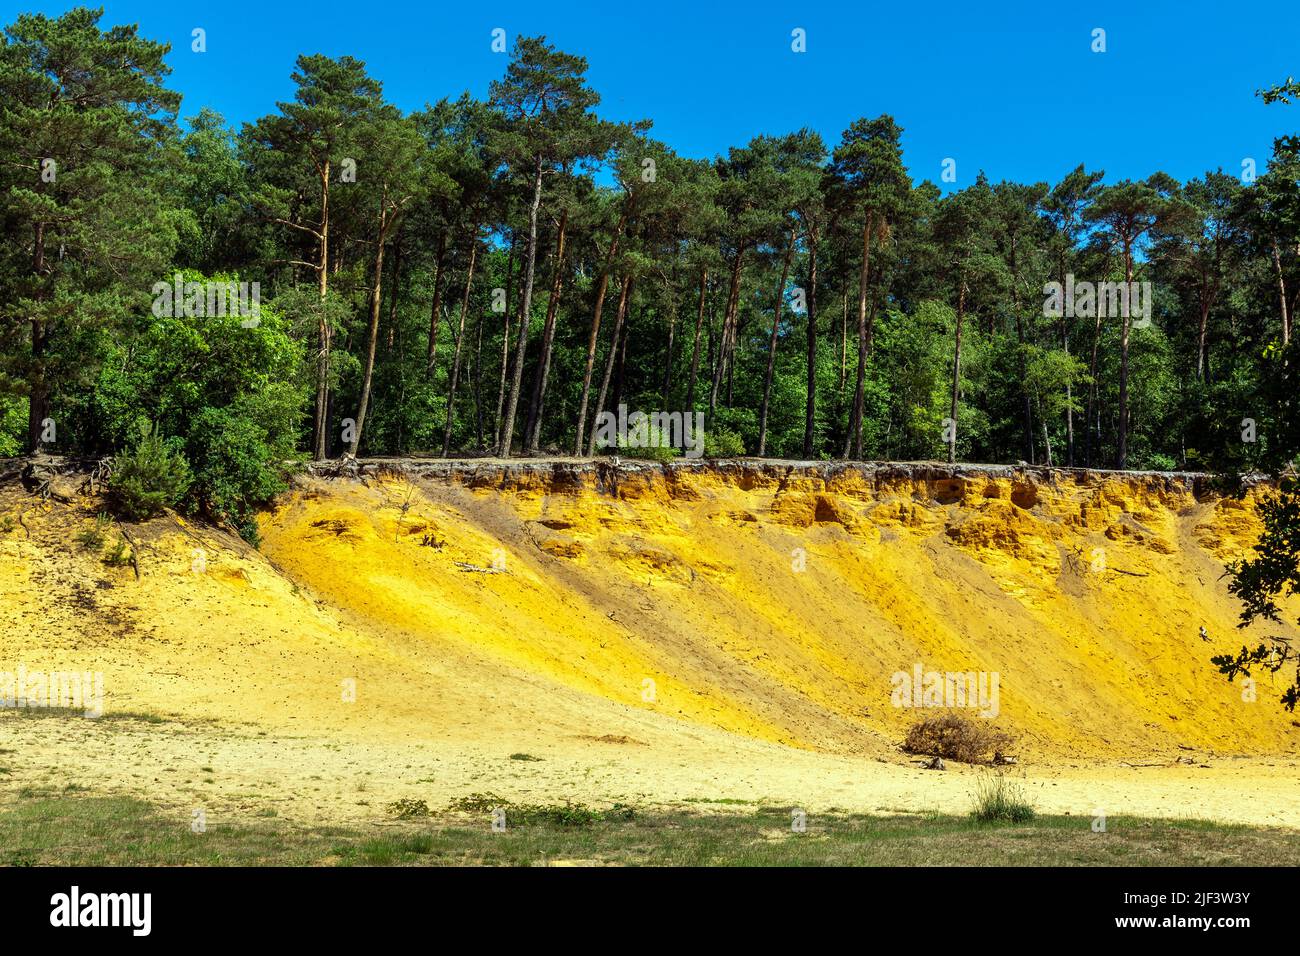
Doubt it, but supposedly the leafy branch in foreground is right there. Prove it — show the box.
[1218,475,1300,710]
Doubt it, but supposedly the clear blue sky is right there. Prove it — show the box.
[6,0,1299,190]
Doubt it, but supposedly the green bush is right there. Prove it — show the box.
[615,425,680,461]
[109,425,191,520]
[1144,452,1178,472]
[704,428,746,458]
[85,276,306,543]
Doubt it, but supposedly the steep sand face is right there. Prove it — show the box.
[259,461,1298,759]
[2,461,1298,827]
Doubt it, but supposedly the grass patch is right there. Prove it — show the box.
[2,794,1298,866]
[970,771,1036,823]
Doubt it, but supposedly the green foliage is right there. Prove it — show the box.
[614,424,681,461]
[704,428,746,458]
[84,273,306,542]
[0,395,24,457]
[1219,478,1300,711]
[109,424,191,520]
[0,10,1296,555]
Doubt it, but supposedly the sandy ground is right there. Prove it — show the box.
[7,710,1299,829]
[2,462,1297,833]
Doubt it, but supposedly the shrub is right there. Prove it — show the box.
[385,798,430,819]
[109,425,191,520]
[970,771,1036,823]
[902,712,1015,765]
[704,428,746,458]
[1144,452,1178,472]
[84,281,306,544]
[615,425,680,462]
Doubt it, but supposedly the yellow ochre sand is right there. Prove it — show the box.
[2,461,1297,828]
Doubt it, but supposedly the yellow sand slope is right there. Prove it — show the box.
[2,460,1297,827]
[260,462,1296,758]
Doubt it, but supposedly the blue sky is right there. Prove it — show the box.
[6,0,1299,190]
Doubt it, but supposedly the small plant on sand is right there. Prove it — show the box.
[902,712,1015,765]
[970,770,1035,823]
[76,513,112,550]
[385,798,430,819]
[103,537,133,568]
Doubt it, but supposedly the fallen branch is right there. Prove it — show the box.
[115,522,141,580]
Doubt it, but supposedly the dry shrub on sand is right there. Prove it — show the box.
[902,712,1015,765]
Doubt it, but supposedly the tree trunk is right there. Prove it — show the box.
[442,236,478,456]
[573,210,628,455]
[611,313,629,414]
[312,161,332,460]
[685,267,709,412]
[587,274,634,456]
[661,295,677,407]
[1059,257,1075,466]
[1196,297,1210,381]
[26,221,49,453]
[494,238,517,450]
[499,155,546,457]
[1117,242,1133,469]
[801,232,819,459]
[839,287,848,393]
[1040,399,1053,466]
[757,226,797,456]
[1085,301,1103,468]
[472,312,485,450]
[1010,235,1033,463]
[426,231,447,373]
[525,209,568,454]
[1273,241,1291,346]
[385,231,405,353]
[844,213,872,460]
[708,252,744,420]
[349,208,391,456]
[948,280,966,464]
